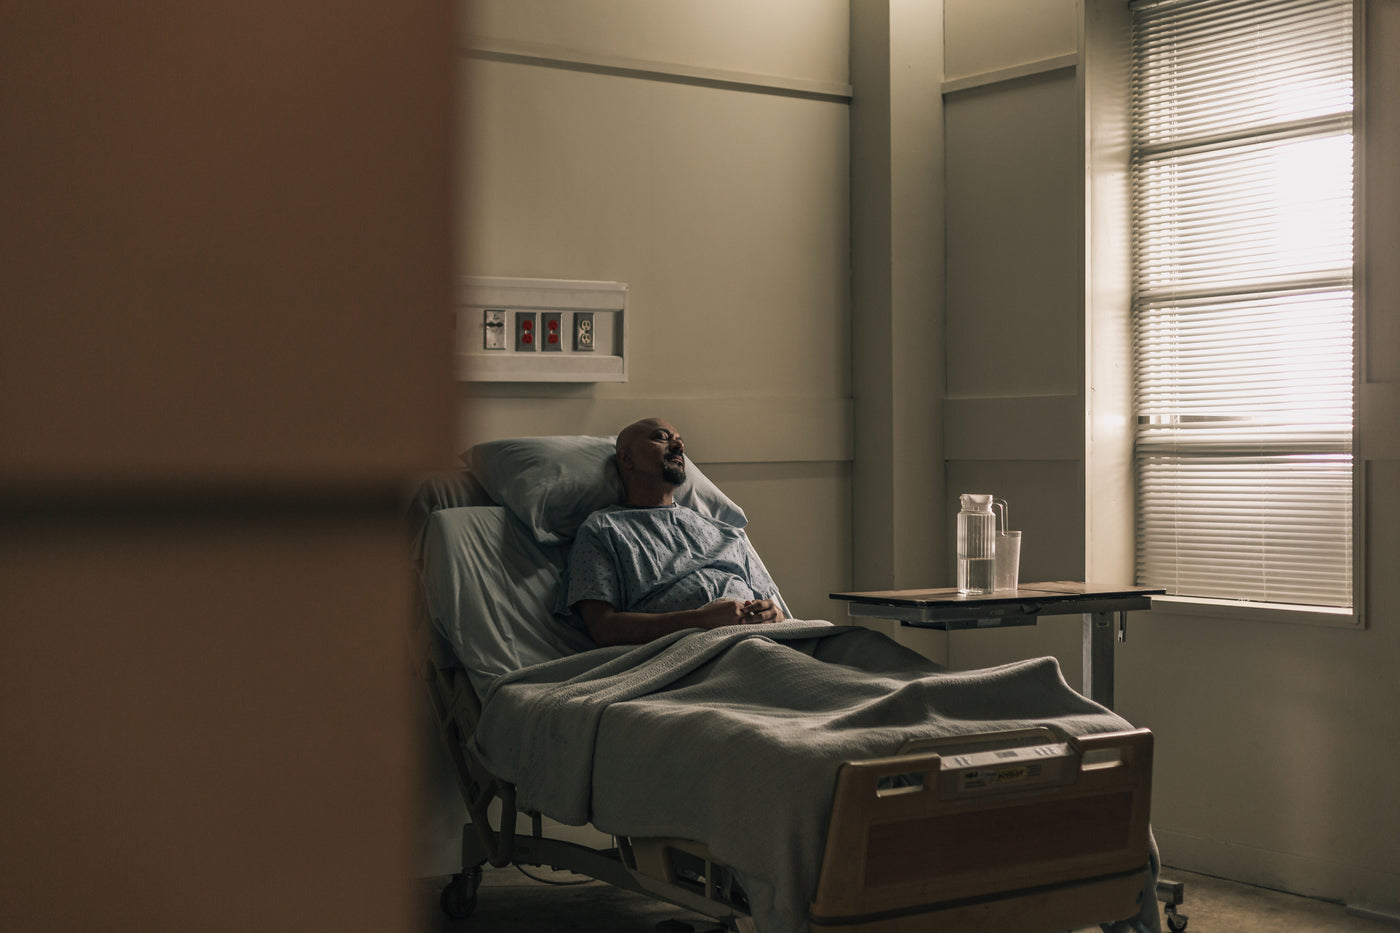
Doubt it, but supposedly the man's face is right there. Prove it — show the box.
[623,419,686,486]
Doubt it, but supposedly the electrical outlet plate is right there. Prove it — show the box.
[541,311,562,351]
[483,310,506,350]
[574,311,595,352]
[514,311,537,351]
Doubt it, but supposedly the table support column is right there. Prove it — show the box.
[1082,611,1115,709]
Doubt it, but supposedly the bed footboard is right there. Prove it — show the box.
[809,727,1153,932]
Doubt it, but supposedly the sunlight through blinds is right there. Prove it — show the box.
[1129,0,1355,607]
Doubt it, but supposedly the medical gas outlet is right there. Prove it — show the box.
[460,276,626,381]
[481,309,600,353]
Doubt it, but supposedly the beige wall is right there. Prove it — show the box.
[945,0,1400,916]
[941,0,1088,675]
[454,0,948,641]
[846,0,948,663]
[455,0,853,622]
[849,2,948,568]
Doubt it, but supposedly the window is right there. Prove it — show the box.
[1129,0,1356,609]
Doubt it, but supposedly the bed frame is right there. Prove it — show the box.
[407,474,1157,932]
[415,625,760,930]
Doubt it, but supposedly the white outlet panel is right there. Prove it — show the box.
[456,277,627,382]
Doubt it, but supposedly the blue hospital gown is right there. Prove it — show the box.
[565,504,779,625]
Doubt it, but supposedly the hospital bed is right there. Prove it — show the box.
[406,436,1160,933]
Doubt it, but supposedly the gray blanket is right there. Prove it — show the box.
[471,621,1159,933]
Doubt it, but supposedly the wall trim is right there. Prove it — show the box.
[462,35,853,103]
[1346,904,1400,926]
[457,396,853,466]
[942,52,1079,95]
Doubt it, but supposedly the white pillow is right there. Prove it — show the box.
[420,506,594,694]
[464,435,747,545]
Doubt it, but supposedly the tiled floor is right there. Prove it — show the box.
[421,864,1398,932]
[1144,869,1397,933]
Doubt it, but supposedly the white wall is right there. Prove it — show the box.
[455,0,852,622]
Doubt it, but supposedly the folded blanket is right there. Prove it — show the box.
[471,621,1158,933]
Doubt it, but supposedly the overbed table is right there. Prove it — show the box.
[828,581,1164,711]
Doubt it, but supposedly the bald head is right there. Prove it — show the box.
[615,417,686,506]
[616,418,660,456]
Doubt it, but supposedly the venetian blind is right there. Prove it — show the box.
[1129,0,1355,607]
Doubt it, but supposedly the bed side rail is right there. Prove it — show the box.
[408,575,518,867]
[809,727,1154,931]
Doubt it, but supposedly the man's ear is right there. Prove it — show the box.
[615,448,631,473]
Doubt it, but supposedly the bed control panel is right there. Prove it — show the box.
[897,727,1084,800]
[937,741,1078,799]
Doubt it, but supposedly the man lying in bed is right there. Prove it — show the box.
[484,418,1161,933]
[567,417,788,647]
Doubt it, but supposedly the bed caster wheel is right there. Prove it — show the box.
[1165,904,1188,932]
[440,866,482,920]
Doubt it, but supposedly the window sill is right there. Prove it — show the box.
[1149,594,1360,629]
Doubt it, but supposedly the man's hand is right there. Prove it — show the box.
[578,597,787,647]
[740,599,785,625]
[694,599,749,629]
[693,599,784,629]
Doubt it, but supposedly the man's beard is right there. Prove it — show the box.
[662,460,686,485]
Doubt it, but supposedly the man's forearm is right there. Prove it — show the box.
[576,599,744,647]
[582,606,709,647]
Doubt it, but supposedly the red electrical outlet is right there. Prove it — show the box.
[514,312,537,351]
[541,312,562,352]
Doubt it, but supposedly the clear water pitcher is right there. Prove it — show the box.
[957,493,996,595]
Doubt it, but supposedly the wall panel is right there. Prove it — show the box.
[704,462,852,623]
[455,396,851,466]
[944,0,1078,81]
[462,0,849,87]
[944,71,1082,401]
[455,0,854,618]
[941,51,1085,672]
[459,61,849,404]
